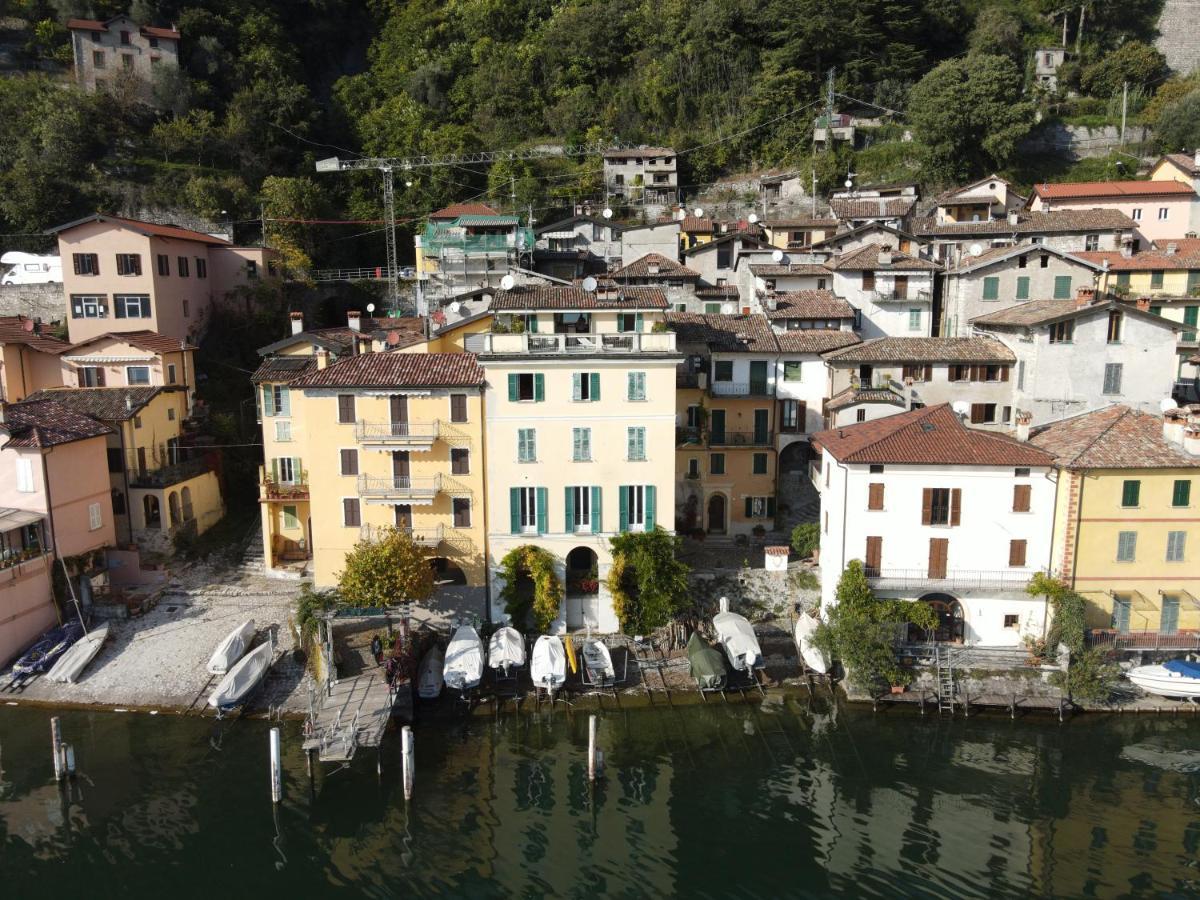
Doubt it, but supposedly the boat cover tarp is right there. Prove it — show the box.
[444,625,484,690]
[531,635,566,688]
[418,646,444,698]
[207,619,255,675]
[46,623,109,684]
[1164,659,1200,678]
[713,611,763,672]
[687,631,727,690]
[488,626,525,670]
[207,642,272,709]
[794,615,828,674]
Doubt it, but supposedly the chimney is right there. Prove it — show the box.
[1121,241,1133,259]
[1007,211,1020,226]
[316,348,330,370]
[1163,408,1185,447]
[289,311,304,335]
[1184,424,1200,457]
[346,310,361,332]
[1014,411,1032,442]
[32,318,41,335]
[877,247,893,266]
[1075,287,1096,307]
[1194,148,1200,168]
[1166,243,1178,256]
[0,402,5,425]
[1135,297,1151,311]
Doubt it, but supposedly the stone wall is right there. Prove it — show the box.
[0,283,65,322]
[1157,0,1200,75]
[689,561,820,622]
[1020,123,1154,161]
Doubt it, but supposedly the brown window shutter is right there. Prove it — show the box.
[868,482,884,510]
[865,536,882,572]
[921,488,933,525]
[928,538,948,578]
[924,365,933,382]
[1009,539,1027,567]
[343,498,360,527]
[340,448,358,476]
[797,400,806,423]
[950,488,961,525]
[1013,484,1031,512]
[1000,365,1010,382]
[970,404,985,425]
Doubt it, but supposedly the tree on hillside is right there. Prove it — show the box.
[967,6,1026,62]
[608,527,691,634]
[1080,41,1166,99]
[907,53,1035,184]
[338,528,434,609]
[1155,91,1200,152]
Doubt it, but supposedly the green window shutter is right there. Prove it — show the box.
[627,427,636,459]
[627,372,635,400]
[262,385,275,417]
[1174,480,1192,507]
[637,428,645,459]
[1053,275,1072,299]
[510,487,520,534]
[645,485,656,530]
[619,486,629,532]
[573,428,581,460]
[278,388,290,416]
[590,372,600,401]
[1015,276,1029,300]
[617,315,626,333]
[536,487,548,534]
[591,486,602,533]
[507,374,518,402]
[527,315,538,333]
[572,372,582,401]
[1122,480,1140,507]
[270,458,279,482]
[1185,306,1199,341]
[745,497,753,517]
[982,276,999,300]
[1151,270,1164,289]
[294,458,302,483]
[1161,597,1180,634]
[534,373,545,402]
[1112,598,1131,631]
[635,313,644,332]
[564,486,574,532]
[582,428,590,459]
[767,497,776,518]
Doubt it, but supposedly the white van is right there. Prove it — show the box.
[1,252,62,285]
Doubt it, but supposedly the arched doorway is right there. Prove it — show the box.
[779,440,814,475]
[565,547,599,596]
[911,593,965,643]
[168,491,181,527]
[143,494,161,529]
[429,556,467,586]
[181,486,194,521]
[707,493,727,534]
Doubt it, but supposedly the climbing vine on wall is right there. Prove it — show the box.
[499,545,562,632]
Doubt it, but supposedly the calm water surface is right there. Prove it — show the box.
[1,698,1199,898]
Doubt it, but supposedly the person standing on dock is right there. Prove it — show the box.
[371,635,383,666]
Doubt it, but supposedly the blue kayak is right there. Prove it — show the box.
[11,621,85,677]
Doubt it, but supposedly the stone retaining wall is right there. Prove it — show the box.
[0,283,64,321]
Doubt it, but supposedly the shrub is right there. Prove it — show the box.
[337,527,433,609]
[498,545,562,631]
[608,527,691,634]
[791,522,820,557]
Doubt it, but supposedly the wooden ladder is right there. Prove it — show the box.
[935,645,956,714]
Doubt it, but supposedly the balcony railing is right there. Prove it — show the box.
[710,380,773,397]
[262,480,310,501]
[359,523,444,546]
[873,289,931,303]
[865,568,1034,592]
[476,331,677,355]
[1086,630,1200,651]
[676,426,704,445]
[355,420,440,445]
[128,456,210,489]
[357,474,443,500]
[708,430,774,447]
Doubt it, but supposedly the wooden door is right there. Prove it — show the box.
[390,395,408,435]
[753,409,769,444]
[865,536,882,575]
[927,538,948,579]
[707,494,726,534]
[709,409,726,443]
[392,450,410,481]
[894,275,909,299]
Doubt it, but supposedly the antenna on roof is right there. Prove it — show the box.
[952,400,971,418]
[500,274,516,290]
[449,301,462,314]
[581,276,598,292]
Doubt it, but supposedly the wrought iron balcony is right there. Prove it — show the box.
[475,331,677,355]
[873,289,931,303]
[359,523,444,546]
[707,430,774,447]
[357,474,443,501]
[128,456,210,489]
[355,420,439,446]
[1085,629,1200,652]
[865,568,1034,592]
[676,426,704,445]
[262,479,309,501]
[709,381,773,397]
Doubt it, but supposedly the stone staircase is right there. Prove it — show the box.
[235,527,265,578]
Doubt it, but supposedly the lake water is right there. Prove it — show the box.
[1,697,1199,898]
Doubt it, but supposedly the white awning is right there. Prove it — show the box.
[63,355,156,364]
[542,231,576,239]
[0,507,45,530]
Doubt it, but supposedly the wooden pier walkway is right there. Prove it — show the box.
[303,671,411,763]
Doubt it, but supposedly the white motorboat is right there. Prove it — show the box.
[1127,659,1200,699]
[793,614,828,675]
[530,635,567,693]
[206,619,256,675]
[444,624,484,692]
[417,645,445,699]
[582,639,615,685]
[713,609,764,674]
[488,626,525,676]
[207,641,273,711]
[46,623,110,684]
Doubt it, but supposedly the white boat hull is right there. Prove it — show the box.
[418,646,445,699]
[531,636,566,690]
[1127,665,1200,699]
[794,615,828,675]
[583,640,615,682]
[444,625,484,691]
[488,626,525,674]
[207,619,256,675]
[207,642,272,710]
[46,624,110,684]
[714,611,764,673]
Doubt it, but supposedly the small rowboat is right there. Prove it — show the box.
[582,639,615,686]
[207,619,256,675]
[687,631,727,691]
[713,610,764,674]
[207,642,273,711]
[793,614,828,675]
[12,622,84,677]
[46,623,110,684]
[417,645,445,699]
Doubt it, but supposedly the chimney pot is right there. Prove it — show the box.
[1007,211,1019,226]
[346,310,362,332]
[1075,287,1096,307]
[315,348,330,370]
[1194,148,1200,168]
[1015,411,1032,442]
[289,311,304,335]
[1167,243,1178,256]
[1135,297,1151,311]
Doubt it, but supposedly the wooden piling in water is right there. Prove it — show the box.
[269,727,282,803]
[401,725,414,800]
[588,715,598,781]
[50,716,64,781]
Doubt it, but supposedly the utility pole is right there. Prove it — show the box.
[1120,80,1128,148]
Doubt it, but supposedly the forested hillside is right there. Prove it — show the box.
[0,0,1194,267]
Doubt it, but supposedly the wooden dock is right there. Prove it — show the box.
[303,671,411,763]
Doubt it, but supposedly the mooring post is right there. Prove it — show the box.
[269,727,282,803]
[401,725,414,800]
[50,716,64,781]
[588,715,598,782]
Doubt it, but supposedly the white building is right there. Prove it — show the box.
[913,209,1135,267]
[602,148,678,206]
[811,404,1057,647]
[933,175,1027,225]
[533,215,624,280]
[620,221,681,268]
[828,244,941,338]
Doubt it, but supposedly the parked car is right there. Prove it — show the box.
[1,252,61,285]
[399,266,416,279]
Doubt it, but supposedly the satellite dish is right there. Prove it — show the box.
[581,276,598,292]
[720,302,735,315]
[754,277,767,291]
[952,401,971,417]
[748,213,759,224]
[366,303,375,313]
[693,208,704,218]
[771,249,784,263]
[844,178,853,189]
[386,331,401,346]
[1160,398,1179,413]
[968,243,984,257]
[602,208,613,219]
[449,301,461,314]
[500,274,516,290]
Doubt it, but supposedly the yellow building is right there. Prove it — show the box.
[762,216,839,251]
[478,284,680,632]
[1030,405,1200,645]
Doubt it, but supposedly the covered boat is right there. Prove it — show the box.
[687,631,727,691]
[207,641,273,711]
[11,621,84,677]
[46,623,110,684]
[417,645,445,699]
[713,610,764,674]
[793,614,828,675]
[207,619,256,675]
[582,639,615,686]
[1127,659,1200,699]
[488,626,525,676]
[530,635,566,693]
[443,624,484,692]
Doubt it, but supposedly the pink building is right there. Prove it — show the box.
[0,316,70,403]
[59,330,198,410]
[49,214,279,345]
[0,398,115,665]
[1028,181,1197,249]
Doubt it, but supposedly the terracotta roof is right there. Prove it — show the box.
[665,312,779,353]
[681,231,769,257]
[775,330,861,354]
[67,330,194,355]
[257,317,426,356]
[813,404,1054,466]
[0,316,69,353]
[65,18,107,31]
[680,216,714,233]
[823,336,1015,364]
[812,222,922,250]
[1159,153,1200,176]
[913,209,1135,237]
[969,298,1082,327]
[831,244,941,271]
[0,398,112,449]
[428,202,501,220]
[66,18,180,39]
[611,253,699,280]
[1076,248,1200,271]
[825,385,907,411]
[934,175,1019,203]
[766,291,855,320]
[765,217,839,228]
[1029,405,1200,469]
[492,285,667,310]
[750,263,832,277]
[25,386,172,421]
[46,214,231,245]
[602,147,675,159]
[830,197,916,220]
[1033,180,1195,200]
[290,352,484,389]
[141,25,180,39]
[694,285,741,298]
[251,356,317,384]
[948,243,1098,274]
